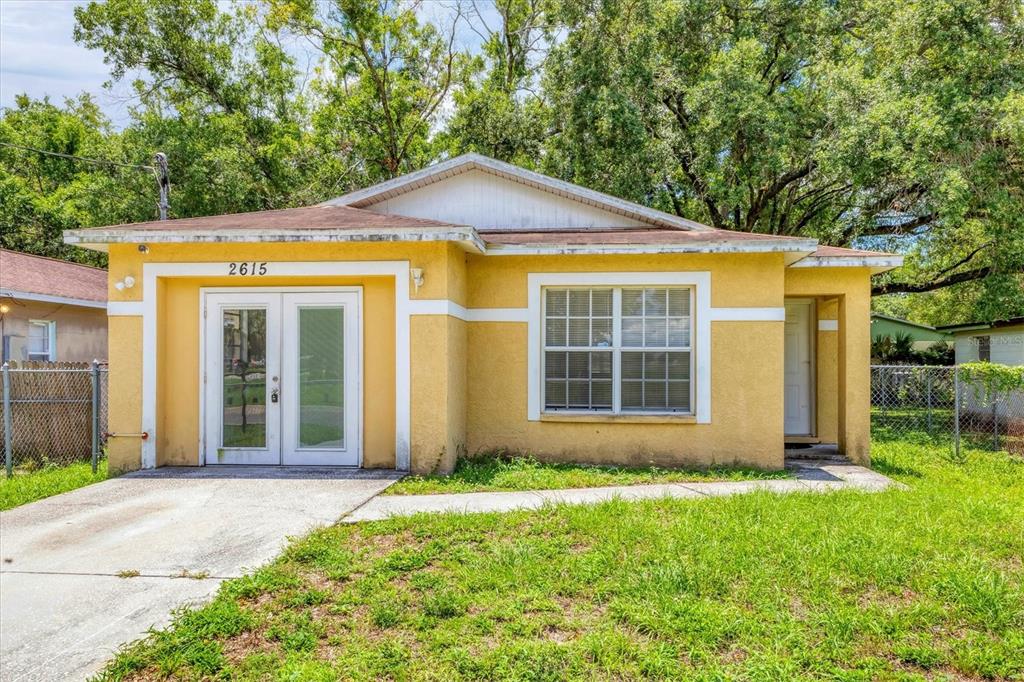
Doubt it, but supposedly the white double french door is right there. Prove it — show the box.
[203,289,361,466]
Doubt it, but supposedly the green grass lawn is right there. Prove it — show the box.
[386,451,790,495]
[0,460,109,511]
[99,442,1023,681]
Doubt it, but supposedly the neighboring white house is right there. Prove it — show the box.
[938,317,1024,366]
[938,317,1024,424]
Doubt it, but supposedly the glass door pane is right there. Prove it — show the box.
[298,307,344,448]
[222,308,267,448]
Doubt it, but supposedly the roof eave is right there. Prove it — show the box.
[789,254,904,274]
[63,226,487,254]
[0,288,107,309]
[484,239,818,259]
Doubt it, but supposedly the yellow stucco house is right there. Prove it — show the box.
[64,154,901,474]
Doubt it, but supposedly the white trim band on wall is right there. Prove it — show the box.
[708,307,786,322]
[525,271,712,424]
[107,301,144,316]
[407,303,786,324]
[406,299,529,322]
[138,261,412,471]
[818,319,839,331]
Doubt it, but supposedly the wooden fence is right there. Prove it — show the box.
[0,361,108,468]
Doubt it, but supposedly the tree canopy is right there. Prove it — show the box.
[1,0,1021,324]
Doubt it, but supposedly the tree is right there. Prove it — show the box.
[541,0,1024,317]
[442,0,551,167]
[269,0,470,181]
[0,94,150,266]
[73,0,339,212]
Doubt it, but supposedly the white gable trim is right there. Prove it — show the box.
[326,153,713,232]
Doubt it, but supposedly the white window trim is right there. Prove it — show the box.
[528,272,711,423]
[540,286,694,415]
[27,319,57,361]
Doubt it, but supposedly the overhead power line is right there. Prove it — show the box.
[0,142,156,171]
[1,142,171,221]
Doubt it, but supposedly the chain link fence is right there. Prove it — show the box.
[871,365,1024,458]
[0,361,108,476]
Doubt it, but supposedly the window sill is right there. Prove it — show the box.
[540,412,697,425]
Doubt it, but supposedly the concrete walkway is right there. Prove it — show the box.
[344,459,901,523]
[0,467,401,682]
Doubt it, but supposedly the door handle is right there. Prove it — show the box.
[271,388,279,404]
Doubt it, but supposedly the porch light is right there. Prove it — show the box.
[410,268,424,292]
[114,275,136,291]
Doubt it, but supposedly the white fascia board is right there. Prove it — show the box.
[485,240,818,257]
[789,255,904,274]
[0,288,106,309]
[63,227,487,254]
[326,153,715,232]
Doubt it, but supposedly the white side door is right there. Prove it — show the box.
[280,292,361,466]
[204,292,282,464]
[784,300,814,436]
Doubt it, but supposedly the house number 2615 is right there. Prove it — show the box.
[228,262,268,276]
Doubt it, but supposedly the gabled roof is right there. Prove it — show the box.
[325,153,714,232]
[60,153,902,272]
[0,249,107,306]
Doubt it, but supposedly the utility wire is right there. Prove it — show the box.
[0,142,156,171]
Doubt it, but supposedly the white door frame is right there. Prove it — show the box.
[784,298,816,437]
[280,290,362,466]
[201,286,363,466]
[202,291,282,465]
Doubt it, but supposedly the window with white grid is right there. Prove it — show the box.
[542,287,692,414]
[27,320,56,362]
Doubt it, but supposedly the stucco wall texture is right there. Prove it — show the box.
[103,243,872,473]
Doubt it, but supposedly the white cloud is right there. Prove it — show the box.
[0,0,132,125]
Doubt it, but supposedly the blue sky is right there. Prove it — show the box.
[0,1,139,125]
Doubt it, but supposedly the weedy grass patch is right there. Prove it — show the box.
[97,441,1023,681]
[386,450,790,496]
[0,459,109,511]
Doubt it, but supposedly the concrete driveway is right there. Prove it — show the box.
[0,467,399,682]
